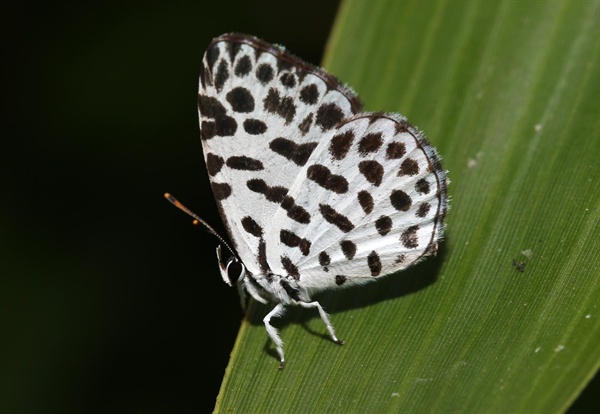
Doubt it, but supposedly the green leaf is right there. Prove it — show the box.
[215,1,600,412]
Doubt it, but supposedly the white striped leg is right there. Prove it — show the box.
[263,303,286,368]
[298,300,344,346]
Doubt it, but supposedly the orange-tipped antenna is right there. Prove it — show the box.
[164,193,237,259]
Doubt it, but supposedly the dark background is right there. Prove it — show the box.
[1,1,340,412]
[1,1,597,413]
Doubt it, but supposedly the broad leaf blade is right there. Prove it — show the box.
[215,1,600,412]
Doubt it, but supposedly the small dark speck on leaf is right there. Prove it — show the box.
[513,259,526,272]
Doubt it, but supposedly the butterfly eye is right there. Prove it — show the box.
[215,244,246,285]
[226,259,245,284]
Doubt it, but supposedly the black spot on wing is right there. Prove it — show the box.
[202,118,238,140]
[256,63,274,84]
[358,190,374,214]
[270,138,318,166]
[319,204,354,233]
[246,179,288,203]
[234,55,252,77]
[264,88,296,124]
[400,225,419,249]
[226,87,255,113]
[368,251,382,276]
[200,121,216,140]
[416,203,431,218]
[390,189,412,212]
[386,142,406,159]
[300,84,319,105]
[340,240,356,260]
[226,156,264,171]
[319,251,330,271]
[198,95,237,139]
[394,121,409,135]
[315,103,344,130]
[206,153,224,176]
[281,256,300,280]
[198,95,227,118]
[281,196,311,224]
[280,72,296,88]
[329,130,354,161]
[307,165,348,193]
[359,160,384,186]
[335,275,347,286]
[258,240,269,273]
[212,182,231,200]
[214,60,229,92]
[243,119,267,135]
[241,216,262,238]
[358,132,383,156]
[298,114,313,135]
[280,230,311,256]
[206,44,220,71]
[398,158,419,176]
[246,178,311,223]
[375,216,392,236]
[415,178,430,194]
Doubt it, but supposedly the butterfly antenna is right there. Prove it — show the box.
[164,193,238,259]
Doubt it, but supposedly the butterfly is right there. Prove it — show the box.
[166,33,448,368]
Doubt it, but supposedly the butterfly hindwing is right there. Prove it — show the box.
[266,113,448,293]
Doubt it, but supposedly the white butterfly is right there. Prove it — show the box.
[166,33,448,368]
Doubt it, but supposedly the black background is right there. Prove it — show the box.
[1,1,339,412]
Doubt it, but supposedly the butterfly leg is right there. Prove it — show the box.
[297,300,345,346]
[263,303,286,368]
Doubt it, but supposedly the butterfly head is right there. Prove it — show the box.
[216,245,246,286]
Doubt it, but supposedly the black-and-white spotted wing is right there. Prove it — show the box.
[199,33,447,293]
[266,113,447,293]
[198,33,361,276]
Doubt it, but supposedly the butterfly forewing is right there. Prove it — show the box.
[199,34,361,275]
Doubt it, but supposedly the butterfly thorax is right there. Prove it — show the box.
[242,271,310,306]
